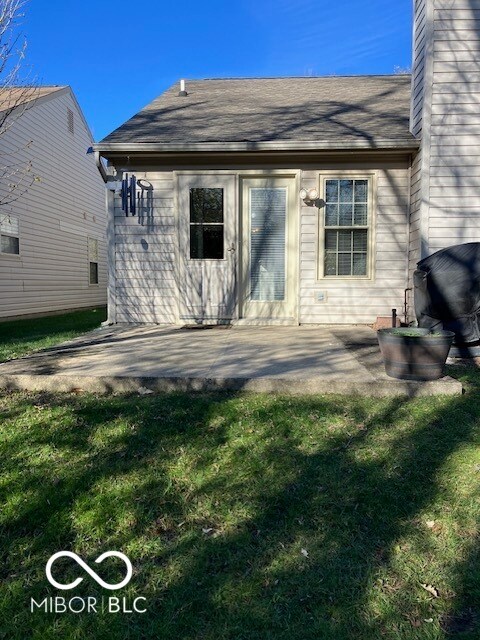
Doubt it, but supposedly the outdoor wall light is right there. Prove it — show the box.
[300,188,319,202]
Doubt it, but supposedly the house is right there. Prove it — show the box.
[0,86,106,319]
[93,1,480,326]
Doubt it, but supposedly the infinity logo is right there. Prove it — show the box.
[46,551,133,591]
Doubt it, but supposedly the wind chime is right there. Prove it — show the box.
[121,173,137,216]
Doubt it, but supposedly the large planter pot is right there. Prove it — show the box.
[377,328,455,381]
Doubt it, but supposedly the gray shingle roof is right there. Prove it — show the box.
[0,86,66,112]
[100,76,415,147]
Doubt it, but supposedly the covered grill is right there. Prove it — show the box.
[414,242,480,347]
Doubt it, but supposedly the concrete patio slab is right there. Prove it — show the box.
[0,325,463,397]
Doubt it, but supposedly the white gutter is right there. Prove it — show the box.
[93,138,420,154]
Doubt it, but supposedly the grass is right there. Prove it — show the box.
[0,307,107,362]
[0,383,478,639]
[0,311,478,638]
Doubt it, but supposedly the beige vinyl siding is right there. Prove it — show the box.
[408,149,422,319]
[428,0,480,253]
[411,0,428,137]
[113,171,177,324]
[411,0,480,279]
[427,0,480,252]
[110,159,411,326]
[409,0,434,281]
[0,88,106,318]
[299,160,410,324]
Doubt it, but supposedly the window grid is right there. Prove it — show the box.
[323,178,370,278]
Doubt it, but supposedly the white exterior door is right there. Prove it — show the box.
[241,177,298,320]
[178,174,237,322]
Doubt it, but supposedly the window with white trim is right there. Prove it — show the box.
[88,238,99,284]
[323,178,370,277]
[0,214,19,255]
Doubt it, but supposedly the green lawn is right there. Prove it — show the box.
[0,381,478,639]
[0,307,107,362]
[0,312,478,638]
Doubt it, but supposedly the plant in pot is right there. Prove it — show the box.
[377,327,455,381]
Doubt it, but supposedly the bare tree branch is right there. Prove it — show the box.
[0,0,39,207]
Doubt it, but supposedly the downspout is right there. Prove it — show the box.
[95,151,108,183]
[93,150,115,325]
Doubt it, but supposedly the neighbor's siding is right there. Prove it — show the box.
[299,161,410,324]
[113,171,177,324]
[0,89,106,319]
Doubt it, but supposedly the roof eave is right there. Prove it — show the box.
[94,138,420,155]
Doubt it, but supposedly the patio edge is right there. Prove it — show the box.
[0,374,463,397]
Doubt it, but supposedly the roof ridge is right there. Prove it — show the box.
[186,74,411,81]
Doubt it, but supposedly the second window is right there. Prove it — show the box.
[322,178,370,277]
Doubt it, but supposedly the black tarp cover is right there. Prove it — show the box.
[414,242,480,344]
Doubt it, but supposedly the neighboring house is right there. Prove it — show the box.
[0,86,106,319]
[93,1,479,326]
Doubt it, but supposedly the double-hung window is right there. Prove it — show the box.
[0,215,20,255]
[322,178,371,277]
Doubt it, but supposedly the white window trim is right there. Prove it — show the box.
[317,171,377,281]
[0,214,20,257]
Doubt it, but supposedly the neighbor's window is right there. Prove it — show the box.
[189,188,224,259]
[88,238,99,284]
[0,214,20,255]
[323,178,370,277]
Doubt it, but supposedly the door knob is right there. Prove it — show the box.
[227,244,236,253]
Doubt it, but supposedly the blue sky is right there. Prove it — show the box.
[23,0,412,141]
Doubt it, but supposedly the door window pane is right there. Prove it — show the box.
[190,225,224,259]
[250,187,286,301]
[190,188,223,223]
[189,188,224,259]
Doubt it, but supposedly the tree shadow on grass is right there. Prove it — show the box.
[0,388,478,639]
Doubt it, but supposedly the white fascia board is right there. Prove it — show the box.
[93,138,420,154]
